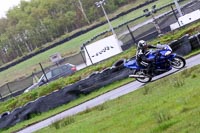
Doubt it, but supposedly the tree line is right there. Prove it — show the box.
[0,0,137,65]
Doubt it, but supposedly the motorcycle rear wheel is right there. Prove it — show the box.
[135,70,152,83]
[170,55,186,69]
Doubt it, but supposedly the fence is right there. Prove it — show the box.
[0,51,86,101]
[0,75,33,101]
[117,0,200,47]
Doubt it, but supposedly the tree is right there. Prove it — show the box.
[78,0,91,24]
[0,0,143,64]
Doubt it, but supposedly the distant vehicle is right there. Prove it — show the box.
[24,63,76,93]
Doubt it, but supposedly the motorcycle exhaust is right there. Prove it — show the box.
[129,74,146,78]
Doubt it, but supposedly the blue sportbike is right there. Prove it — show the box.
[124,44,186,83]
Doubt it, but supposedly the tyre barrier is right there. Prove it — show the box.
[1,32,199,129]
[0,65,129,129]
[0,111,10,119]
[86,71,100,79]
[112,59,126,72]
[169,34,192,56]
[189,33,200,50]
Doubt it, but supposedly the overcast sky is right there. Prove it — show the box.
[0,0,30,18]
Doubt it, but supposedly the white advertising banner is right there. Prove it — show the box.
[84,35,122,65]
[170,10,200,30]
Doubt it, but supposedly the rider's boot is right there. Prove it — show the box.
[147,64,155,77]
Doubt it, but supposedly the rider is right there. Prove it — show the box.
[136,40,159,75]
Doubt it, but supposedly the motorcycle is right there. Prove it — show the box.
[124,44,186,83]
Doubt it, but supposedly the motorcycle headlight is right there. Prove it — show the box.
[165,51,171,56]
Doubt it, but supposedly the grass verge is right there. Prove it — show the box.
[1,17,200,116]
[0,0,199,131]
[35,64,200,133]
[0,78,134,133]
[1,48,200,132]
[0,18,200,133]
[1,50,200,133]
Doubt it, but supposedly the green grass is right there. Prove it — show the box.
[1,48,200,132]
[0,0,187,85]
[1,11,200,133]
[2,14,199,113]
[35,65,200,133]
[0,0,199,131]
[151,21,200,45]
[0,47,135,114]
[1,50,200,133]
[0,78,134,133]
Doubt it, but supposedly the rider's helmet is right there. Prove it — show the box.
[138,40,147,50]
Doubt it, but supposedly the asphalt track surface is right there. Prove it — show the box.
[17,54,200,133]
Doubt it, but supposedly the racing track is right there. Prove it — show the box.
[17,54,200,133]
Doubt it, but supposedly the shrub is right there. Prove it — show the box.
[142,86,151,95]
[181,69,191,78]
[51,116,75,129]
[191,74,197,79]
[79,103,108,115]
[151,120,178,133]
[154,110,172,124]
[27,91,39,101]
[94,104,108,111]
[170,76,185,88]
[181,106,194,113]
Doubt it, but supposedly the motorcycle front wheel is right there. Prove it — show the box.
[170,55,186,69]
[135,70,152,83]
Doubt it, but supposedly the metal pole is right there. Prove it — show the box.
[151,13,162,34]
[174,0,183,16]
[80,51,87,66]
[100,3,116,35]
[171,5,181,27]
[39,63,48,82]
[127,25,136,46]
[7,83,12,96]
[32,72,39,83]
[83,44,93,65]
